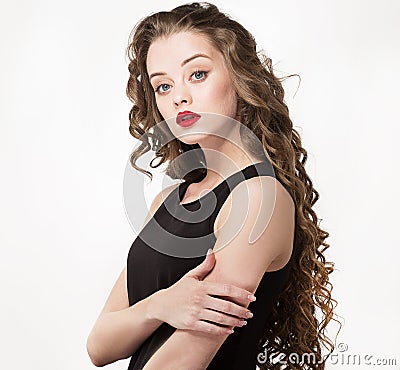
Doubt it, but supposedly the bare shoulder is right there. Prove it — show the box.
[214,176,295,272]
[143,183,181,226]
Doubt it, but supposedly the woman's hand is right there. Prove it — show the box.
[154,249,255,336]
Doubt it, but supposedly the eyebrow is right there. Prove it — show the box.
[149,53,212,80]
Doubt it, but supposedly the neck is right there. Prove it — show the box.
[196,125,259,186]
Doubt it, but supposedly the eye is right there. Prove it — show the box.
[191,70,208,81]
[154,83,170,94]
[154,70,209,95]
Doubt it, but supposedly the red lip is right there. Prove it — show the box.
[176,111,201,126]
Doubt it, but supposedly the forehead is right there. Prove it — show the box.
[146,31,217,72]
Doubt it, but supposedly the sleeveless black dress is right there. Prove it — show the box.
[126,160,298,369]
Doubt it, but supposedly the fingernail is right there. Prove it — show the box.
[207,249,213,256]
[248,294,256,301]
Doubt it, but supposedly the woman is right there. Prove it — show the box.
[87,2,341,369]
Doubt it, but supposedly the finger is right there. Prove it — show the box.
[185,251,216,280]
[200,307,247,328]
[202,281,256,306]
[203,294,253,320]
[190,319,235,336]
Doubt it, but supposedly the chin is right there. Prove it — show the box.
[178,132,210,145]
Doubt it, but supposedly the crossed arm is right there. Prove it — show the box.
[142,177,295,370]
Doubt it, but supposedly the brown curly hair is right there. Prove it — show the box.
[125,2,342,368]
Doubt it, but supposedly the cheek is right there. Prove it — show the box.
[207,77,237,114]
[154,97,167,117]
[208,78,229,100]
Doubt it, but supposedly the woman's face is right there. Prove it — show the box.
[146,31,238,145]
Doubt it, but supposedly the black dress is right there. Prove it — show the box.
[126,160,298,369]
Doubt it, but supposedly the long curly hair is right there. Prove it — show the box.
[125,2,342,368]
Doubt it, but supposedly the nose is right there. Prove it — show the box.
[174,96,188,106]
[173,85,192,107]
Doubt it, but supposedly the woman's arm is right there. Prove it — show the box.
[86,185,179,367]
[86,267,166,367]
[142,177,295,369]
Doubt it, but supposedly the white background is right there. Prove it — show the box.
[1,1,399,369]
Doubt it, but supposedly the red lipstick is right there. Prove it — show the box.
[176,110,201,127]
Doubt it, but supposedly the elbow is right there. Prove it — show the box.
[86,334,107,367]
[86,332,131,367]
[90,358,106,368]
[87,350,103,367]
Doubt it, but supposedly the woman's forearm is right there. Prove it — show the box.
[87,289,165,367]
